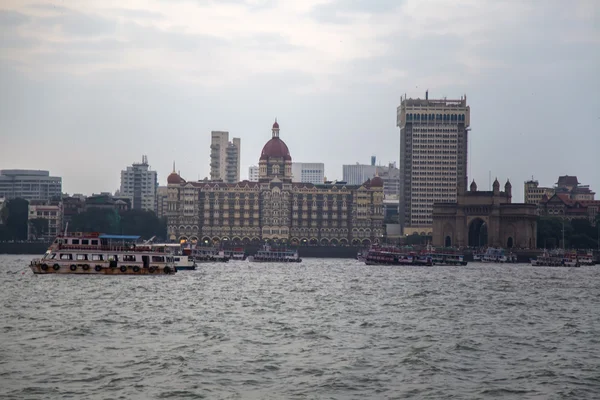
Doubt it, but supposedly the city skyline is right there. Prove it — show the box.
[0,1,598,201]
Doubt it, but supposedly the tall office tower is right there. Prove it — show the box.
[248,165,259,182]
[119,155,158,212]
[397,91,470,235]
[291,162,325,184]
[342,163,378,185]
[210,131,241,183]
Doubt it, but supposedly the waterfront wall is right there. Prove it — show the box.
[1,242,597,263]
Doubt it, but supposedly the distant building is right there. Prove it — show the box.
[292,162,325,184]
[524,179,555,205]
[119,155,158,212]
[342,163,378,185]
[0,169,62,201]
[525,175,596,206]
[61,195,85,227]
[397,92,470,236]
[210,131,241,183]
[248,165,259,182]
[85,194,130,213]
[342,162,399,196]
[156,186,168,219]
[28,200,62,240]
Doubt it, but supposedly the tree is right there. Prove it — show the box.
[29,218,49,239]
[120,209,164,239]
[4,198,29,240]
[70,207,120,234]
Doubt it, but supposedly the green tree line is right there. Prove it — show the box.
[0,198,167,241]
[537,215,600,249]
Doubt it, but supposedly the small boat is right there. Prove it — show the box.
[478,247,517,263]
[247,245,302,263]
[193,246,230,263]
[224,247,247,261]
[151,243,197,270]
[531,249,580,267]
[30,232,176,275]
[364,246,432,266]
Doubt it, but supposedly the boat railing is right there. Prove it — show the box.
[55,244,168,253]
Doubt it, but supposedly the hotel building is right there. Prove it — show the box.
[167,121,384,245]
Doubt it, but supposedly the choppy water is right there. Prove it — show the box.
[1,255,600,399]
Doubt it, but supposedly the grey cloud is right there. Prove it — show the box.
[0,10,30,26]
[36,9,117,37]
[311,0,404,24]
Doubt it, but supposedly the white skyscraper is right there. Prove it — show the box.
[291,162,325,184]
[119,155,158,212]
[210,131,241,183]
[248,165,259,182]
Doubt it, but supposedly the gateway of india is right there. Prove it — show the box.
[432,179,538,248]
[166,121,384,246]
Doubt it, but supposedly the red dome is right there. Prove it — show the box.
[370,176,384,187]
[167,172,183,184]
[260,137,291,161]
[272,120,279,129]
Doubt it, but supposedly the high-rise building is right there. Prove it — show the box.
[119,155,157,212]
[0,170,62,201]
[210,131,241,183]
[156,186,168,219]
[397,91,470,235]
[342,163,378,185]
[248,166,259,182]
[292,162,325,184]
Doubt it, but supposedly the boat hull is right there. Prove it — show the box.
[247,256,302,263]
[175,265,196,271]
[30,263,176,275]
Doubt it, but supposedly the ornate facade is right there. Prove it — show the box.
[167,121,384,246]
[432,178,538,248]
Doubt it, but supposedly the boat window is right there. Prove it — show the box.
[123,255,136,262]
[82,239,89,245]
[91,240,98,245]
[152,256,165,262]
[60,254,72,260]
[91,254,103,261]
[72,239,80,245]
[76,254,88,261]
[173,257,180,262]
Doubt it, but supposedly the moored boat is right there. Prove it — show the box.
[30,232,176,275]
[247,245,301,263]
[531,249,580,267]
[224,247,247,261]
[364,245,432,266]
[193,246,230,263]
[477,247,517,263]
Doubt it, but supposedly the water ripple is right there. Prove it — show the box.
[1,255,600,399]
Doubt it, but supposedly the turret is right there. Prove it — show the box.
[493,177,500,195]
[470,179,477,192]
[505,179,512,201]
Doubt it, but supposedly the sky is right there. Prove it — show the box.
[0,0,599,202]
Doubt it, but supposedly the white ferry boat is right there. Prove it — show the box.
[151,243,196,270]
[248,245,302,263]
[30,232,176,275]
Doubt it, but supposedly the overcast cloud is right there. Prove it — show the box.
[0,0,599,200]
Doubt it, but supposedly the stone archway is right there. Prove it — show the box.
[507,236,514,248]
[445,235,452,247]
[468,218,488,247]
